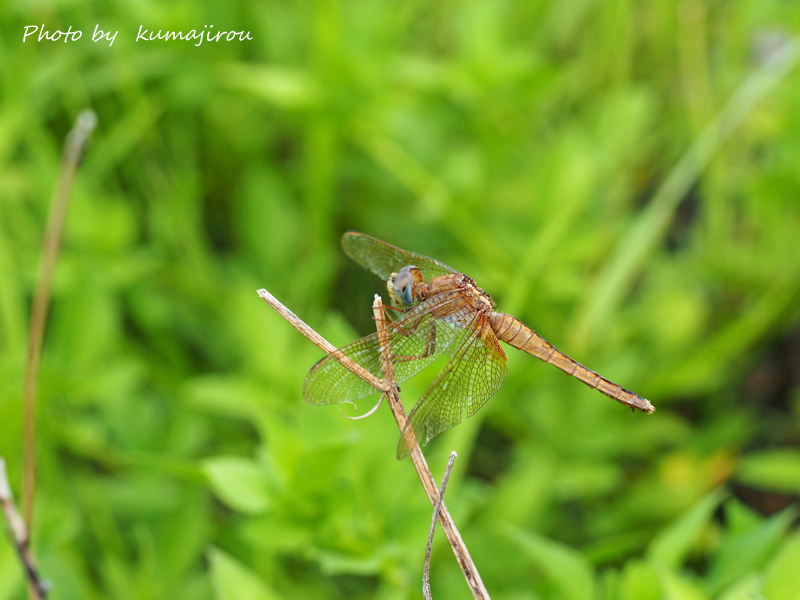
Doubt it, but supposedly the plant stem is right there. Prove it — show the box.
[256,288,491,599]
[23,110,97,534]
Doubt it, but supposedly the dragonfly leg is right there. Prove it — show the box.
[394,318,437,363]
[384,304,411,314]
[373,303,410,329]
[369,304,434,364]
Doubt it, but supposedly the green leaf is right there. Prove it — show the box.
[762,530,800,600]
[597,567,621,600]
[658,569,710,600]
[208,547,281,600]
[218,65,318,109]
[184,376,267,419]
[723,497,763,536]
[647,487,727,569]
[503,524,595,600]
[314,549,384,576]
[240,515,312,553]
[706,506,797,595]
[203,456,271,514]
[619,560,661,600]
[716,574,767,600]
[738,450,800,493]
[0,539,23,600]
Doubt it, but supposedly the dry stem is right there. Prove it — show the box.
[423,450,457,600]
[257,288,490,599]
[0,458,49,599]
[23,110,97,533]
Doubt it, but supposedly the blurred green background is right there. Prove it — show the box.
[2,1,800,599]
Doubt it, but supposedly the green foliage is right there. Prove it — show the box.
[2,0,800,598]
[738,450,800,493]
[648,488,727,570]
[209,547,281,600]
[504,524,595,600]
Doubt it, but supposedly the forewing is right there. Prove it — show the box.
[303,292,468,406]
[397,314,508,459]
[342,231,456,284]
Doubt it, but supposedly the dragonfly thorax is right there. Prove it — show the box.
[461,276,496,312]
[425,273,496,314]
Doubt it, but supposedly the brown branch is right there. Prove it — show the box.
[256,288,385,391]
[423,450,457,600]
[256,287,490,599]
[0,458,49,599]
[23,110,97,534]
[372,295,489,599]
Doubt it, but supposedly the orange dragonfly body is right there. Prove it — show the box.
[304,232,654,459]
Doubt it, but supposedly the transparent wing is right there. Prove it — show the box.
[397,314,508,460]
[342,231,457,284]
[303,292,469,406]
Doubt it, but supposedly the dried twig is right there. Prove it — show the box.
[371,295,489,598]
[257,288,385,391]
[23,110,97,533]
[0,458,49,599]
[423,451,457,600]
[257,288,490,599]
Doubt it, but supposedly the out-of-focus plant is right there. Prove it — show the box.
[1,0,800,598]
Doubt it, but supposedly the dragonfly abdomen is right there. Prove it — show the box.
[490,312,654,414]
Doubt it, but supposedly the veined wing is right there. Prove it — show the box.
[304,292,470,407]
[342,231,456,284]
[397,313,508,460]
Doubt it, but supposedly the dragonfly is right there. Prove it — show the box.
[304,232,654,460]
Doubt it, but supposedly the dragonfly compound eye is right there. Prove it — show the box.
[392,267,416,306]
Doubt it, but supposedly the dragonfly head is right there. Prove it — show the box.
[388,265,423,307]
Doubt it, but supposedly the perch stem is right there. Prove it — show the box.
[0,458,49,599]
[372,295,489,599]
[256,288,490,599]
